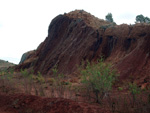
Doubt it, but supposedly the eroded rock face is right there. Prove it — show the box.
[15,50,37,70]
[19,50,35,64]
[16,10,150,84]
[100,24,150,84]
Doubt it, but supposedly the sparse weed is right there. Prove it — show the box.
[80,58,118,104]
[36,71,46,96]
[118,87,123,91]
[21,69,33,94]
[51,65,71,98]
[128,82,141,107]
[0,69,16,93]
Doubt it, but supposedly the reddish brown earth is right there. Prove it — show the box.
[3,10,150,113]
[15,10,150,85]
[0,93,109,113]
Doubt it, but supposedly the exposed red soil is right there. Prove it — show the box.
[3,9,150,113]
[15,10,150,86]
[0,93,110,113]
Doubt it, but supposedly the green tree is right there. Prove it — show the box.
[80,59,118,103]
[136,14,145,23]
[135,14,150,24]
[106,13,114,23]
[144,17,150,23]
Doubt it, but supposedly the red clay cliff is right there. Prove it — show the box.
[16,10,150,84]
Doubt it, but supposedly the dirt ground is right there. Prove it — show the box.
[0,93,110,113]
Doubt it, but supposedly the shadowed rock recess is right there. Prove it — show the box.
[16,10,150,84]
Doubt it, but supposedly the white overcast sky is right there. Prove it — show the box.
[0,0,150,64]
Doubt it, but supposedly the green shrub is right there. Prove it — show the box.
[20,69,33,94]
[105,13,114,23]
[118,87,123,91]
[51,65,71,98]
[129,83,141,95]
[136,14,150,23]
[128,82,141,107]
[37,71,45,83]
[80,58,118,103]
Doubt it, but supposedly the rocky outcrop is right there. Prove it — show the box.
[100,24,150,84]
[15,50,37,70]
[0,59,15,71]
[19,50,36,64]
[33,10,111,75]
[16,10,150,84]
